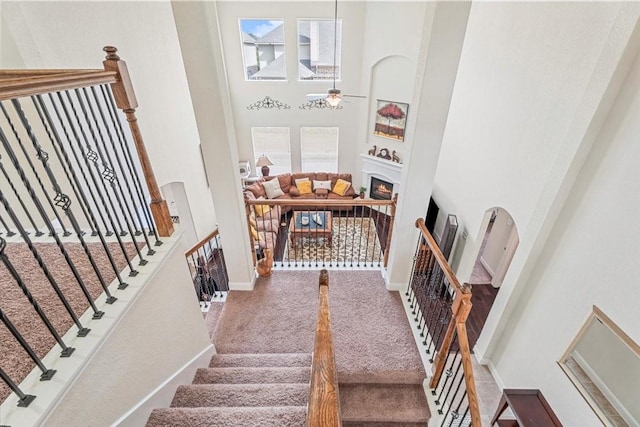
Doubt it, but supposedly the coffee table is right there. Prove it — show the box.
[289,211,333,248]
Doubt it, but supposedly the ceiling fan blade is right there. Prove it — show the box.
[306,94,327,101]
[343,94,367,99]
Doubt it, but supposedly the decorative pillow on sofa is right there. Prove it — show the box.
[313,180,332,190]
[297,180,313,195]
[255,197,272,217]
[263,177,284,199]
[332,178,351,196]
[294,177,310,187]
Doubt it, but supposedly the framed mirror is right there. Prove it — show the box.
[559,306,640,427]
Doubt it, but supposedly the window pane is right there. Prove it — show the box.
[240,19,286,80]
[297,19,342,81]
[252,127,291,176]
[300,127,339,172]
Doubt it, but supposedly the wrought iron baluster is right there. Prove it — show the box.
[32,95,97,235]
[12,97,118,304]
[0,306,56,381]
[41,94,130,290]
[0,158,38,235]
[0,124,104,318]
[0,236,75,357]
[59,90,138,277]
[102,86,160,246]
[79,87,147,264]
[0,190,89,335]
[0,213,16,236]
[0,366,35,407]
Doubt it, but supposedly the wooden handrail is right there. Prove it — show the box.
[185,229,220,258]
[0,70,118,101]
[307,270,342,427]
[415,218,481,426]
[245,197,396,207]
[415,217,467,294]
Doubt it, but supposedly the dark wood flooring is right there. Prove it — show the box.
[466,283,499,351]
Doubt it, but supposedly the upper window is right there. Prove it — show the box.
[300,127,339,173]
[239,19,286,81]
[251,127,292,175]
[297,19,342,81]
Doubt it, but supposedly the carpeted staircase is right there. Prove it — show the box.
[146,353,312,426]
[147,270,431,426]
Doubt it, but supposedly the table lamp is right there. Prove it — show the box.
[256,156,274,177]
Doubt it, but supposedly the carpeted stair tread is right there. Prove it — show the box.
[209,353,312,368]
[194,366,311,384]
[171,383,310,408]
[339,383,430,423]
[146,406,307,427]
[338,369,425,385]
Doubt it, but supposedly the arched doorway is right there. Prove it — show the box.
[467,207,519,349]
[160,182,198,248]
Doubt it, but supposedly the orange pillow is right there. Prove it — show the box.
[331,178,351,196]
[297,180,313,195]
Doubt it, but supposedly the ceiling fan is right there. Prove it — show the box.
[305,0,366,107]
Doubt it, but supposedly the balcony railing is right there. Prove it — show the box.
[406,218,481,427]
[245,196,397,269]
[0,47,173,409]
[185,228,229,306]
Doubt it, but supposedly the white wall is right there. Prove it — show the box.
[433,2,628,284]
[1,1,217,240]
[489,31,640,425]
[215,1,366,183]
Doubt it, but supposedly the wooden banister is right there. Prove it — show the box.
[383,193,398,267]
[0,70,118,100]
[185,229,220,258]
[415,218,481,427]
[102,46,173,237]
[307,270,342,427]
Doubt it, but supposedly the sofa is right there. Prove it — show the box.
[244,172,356,251]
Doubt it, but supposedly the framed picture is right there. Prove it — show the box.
[374,100,409,141]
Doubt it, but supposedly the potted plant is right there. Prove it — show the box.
[359,186,367,199]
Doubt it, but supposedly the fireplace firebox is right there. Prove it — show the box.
[370,177,393,200]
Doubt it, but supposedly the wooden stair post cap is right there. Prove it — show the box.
[103,46,120,60]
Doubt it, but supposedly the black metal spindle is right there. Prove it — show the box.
[32,95,97,235]
[0,126,104,319]
[2,101,70,236]
[93,86,147,240]
[0,307,56,381]
[0,236,75,357]
[102,86,160,245]
[0,190,89,336]
[0,158,38,235]
[0,366,36,407]
[40,94,130,290]
[217,234,229,291]
[72,89,127,237]
[79,87,147,264]
[438,350,462,411]
[48,92,112,236]
[442,368,466,427]
[60,90,139,276]
[447,390,468,427]
[0,213,16,236]
[12,97,118,305]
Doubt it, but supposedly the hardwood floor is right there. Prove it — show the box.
[466,283,499,351]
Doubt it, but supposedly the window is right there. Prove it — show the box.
[297,19,342,81]
[239,19,286,80]
[251,127,291,175]
[300,127,339,172]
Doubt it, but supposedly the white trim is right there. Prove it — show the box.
[572,352,638,427]
[112,344,216,427]
[479,256,495,277]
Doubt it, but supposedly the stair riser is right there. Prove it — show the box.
[171,384,310,408]
[194,367,311,384]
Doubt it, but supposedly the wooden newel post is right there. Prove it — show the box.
[383,193,398,267]
[102,46,174,237]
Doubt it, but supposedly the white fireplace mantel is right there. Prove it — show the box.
[360,153,403,198]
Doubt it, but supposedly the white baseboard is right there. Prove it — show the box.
[479,256,496,277]
[228,275,256,291]
[112,344,215,427]
[485,358,506,391]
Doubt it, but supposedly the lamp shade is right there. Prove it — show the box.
[256,156,273,167]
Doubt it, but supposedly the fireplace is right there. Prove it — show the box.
[370,177,394,200]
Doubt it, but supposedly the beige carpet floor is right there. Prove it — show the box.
[212,270,425,383]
